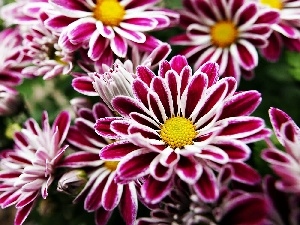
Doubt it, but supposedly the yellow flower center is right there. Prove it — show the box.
[160,116,197,149]
[93,0,125,26]
[104,160,119,171]
[210,21,238,48]
[260,0,282,9]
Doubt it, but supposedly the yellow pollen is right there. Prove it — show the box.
[93,0,125,26]
[260,0,282,9]
[210,21,238,48]
[160,116,197,149]
[104,160,119,171]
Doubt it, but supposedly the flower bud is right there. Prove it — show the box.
[57,170,88,196]
[90,62,134,111]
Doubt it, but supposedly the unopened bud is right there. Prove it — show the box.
[57,170,88,196]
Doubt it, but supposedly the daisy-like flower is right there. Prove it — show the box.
[72,42,171,98]
[252,0,300,61]
[0,84,21,116]
[0,27,28,86]
[137,167,268,225]
[262,107,300,193]
[60,101,138,225]
[95,55,270,204]
[170,0,279,81]
[21,12,73,80]
[45,0,178,59]
[0,111,70,225]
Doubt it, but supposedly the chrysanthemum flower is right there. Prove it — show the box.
[0,111,70,225]
[60,101,138,225]
[72,42,171,98]
[252,0,300,61]
[0,27,28,86]
[170,0,279,81]
[45,0,178,60]
[21,13,73,80]
[0,84,21,116]
[95,55,270,204]
[137,167,268,225]
[262,107,300,193]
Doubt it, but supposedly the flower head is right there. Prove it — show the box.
[253,0,300,61]
[21,13,73,80]
[0,111,71,225]
[262,107,300,193]
[170,0,279,82]
[46,0,178,60]
[60,101,138,225]
[95,55,270,204]
[71,42,171,97]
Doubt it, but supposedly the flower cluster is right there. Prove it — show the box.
[1,0,300,225]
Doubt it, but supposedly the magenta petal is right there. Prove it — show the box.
[52,110,71,146]
[72,76,97,96]
[117,149,157,180]
[110,34,127,58]
[133,79,151,108]
[16,192,38,208]
[95,207,113,225]
[119,183,138,225]
[197,62,219,87]
[102,173,122,211]
[151,77,172,118]
[60,152,101,167]
[221,194,267,225]
[68,20,96,44]
[100,141,140,160]
[182,73,207,118]
[136,66,156,86]
[220,91,261,119]
[260,32,282,62]
[233,42,258,70]
[230,162,260,184]
[15,201,35,225]
[95,117,122,139]
[176,156,202,184]
[112,96,145,118]
[85,174,109,211]
[193,167,218,203]
[219,117,265,138]
[169,55,189,75]
[141,175,173,204]
[269,107,299,144]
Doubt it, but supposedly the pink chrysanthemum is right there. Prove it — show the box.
[72,42,171,99]
[170,0,279,82]
[262,107,300,193]
[0,27,28,86]
[252,0,300,61]
[0,111,70,225]
[21,13,73,79]
[95,55,270,204]
[45,0,178,60]
[60,101,138,225]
